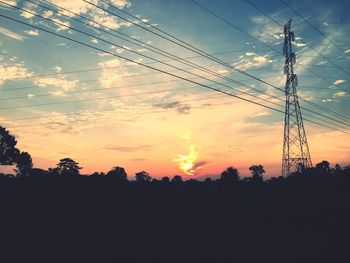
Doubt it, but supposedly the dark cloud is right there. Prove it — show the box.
[187,160,207,175]
[153,101,191,114]
[104,144,155,152]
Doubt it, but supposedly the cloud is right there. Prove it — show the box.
[251,16,283,43]
[0,26,25,41]
[153,101,191,114]
[0,56,32,86]
[34,76,78,91]
[333,79,345,85]
[334,91,346,97]
[104,144,154,152]
[24,30,39,36]
[109,0,132,9]
[51,18,71,31]
[20,10,35,19]
[97,58,136,89]
[293,42,306,47]
[232,52,270,70]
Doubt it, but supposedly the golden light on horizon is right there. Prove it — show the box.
[173,145,206,176]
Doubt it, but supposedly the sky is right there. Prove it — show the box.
[0,0,349,179]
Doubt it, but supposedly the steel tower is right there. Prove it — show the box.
[282,19,312,176]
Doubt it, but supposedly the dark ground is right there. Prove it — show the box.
[0,175,350,263]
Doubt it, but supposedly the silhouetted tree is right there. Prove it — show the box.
[135,171,151,182]
[0,126,20,165]
[249,164,265,183]
[31,168,49,177]
[220,167,240,182]
[204,177,212,183]
[56,158,82,176]
[316,160,331,175]
[90,172,105,177]
[161,176,170,184]
[107,166,127,181]
[171,175,183,184]
[15,152,33,177]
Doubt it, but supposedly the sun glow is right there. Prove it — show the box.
[173,145,206,176]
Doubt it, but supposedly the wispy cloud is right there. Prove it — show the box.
[34,76,78,91]
[153,101,191,114]
[333,79,345,85]
[334,91,346,97]
[104,144,154,152]
[24,30,39,36]
[0,26,25,41]
[232,52,271,70]
[0,56,32,86]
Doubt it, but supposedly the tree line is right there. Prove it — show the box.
[1,125,349,182]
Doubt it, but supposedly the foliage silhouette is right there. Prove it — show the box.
[55,158,82,176]
[249,164,265,183]
[171,175,183,184]
[15,152,33,177]
[1,124,350,263]
[220,166,240,182]
[135,170,152,182]
[107,166,128,181]
[0,126,19,165]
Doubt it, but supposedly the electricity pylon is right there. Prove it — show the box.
[282,19,312,176]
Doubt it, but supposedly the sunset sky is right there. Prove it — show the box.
[0,0,349,178]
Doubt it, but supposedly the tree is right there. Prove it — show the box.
[315,160,331,175]
[135,171,151,182]
[56,158,82,176]
[106,166,127,181]
[334,164,342,176]
[15,152,33,177]
[249,164,265,183]
[161,176,170,184]
[171,175,183,184]
[0,126,20,165]
[31,168,49,177]
[220,167,240,182]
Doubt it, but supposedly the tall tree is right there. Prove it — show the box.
[107,166,128,181]
[249,164,265,182]
[135,171,152,182]
[315,160,331,175]
[220,167,240,182]
[0,126,19,165]
[56,158,82,176]
[15,152,33,177]
[171,175,183,184]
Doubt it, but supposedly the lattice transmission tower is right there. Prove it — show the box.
[282,19,312,176]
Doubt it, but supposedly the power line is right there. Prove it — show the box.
[3,2,350,129]
[1,0,300,127]
[85,0,350,125]
[279,0,348,54]
[188,0,349,93]
[2,1,350,128]
[3,0,290,114]
[241,0,350,123]
[1,13,349,134]
[0,13,286,113]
